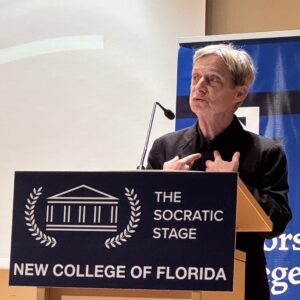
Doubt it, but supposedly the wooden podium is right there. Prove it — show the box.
[34,177,272,300]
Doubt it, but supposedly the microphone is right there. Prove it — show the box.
[156,102,175,120]
[137,101,175,170]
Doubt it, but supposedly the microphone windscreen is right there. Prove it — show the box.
[164,109,175,120]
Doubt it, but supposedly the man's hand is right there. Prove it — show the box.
[163,153,202,170]
[205,150,240,172]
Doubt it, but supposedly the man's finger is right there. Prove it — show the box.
[232,152,240,163]
[205,160,212,168]
[213,150,222,161]
[182,153,202,164]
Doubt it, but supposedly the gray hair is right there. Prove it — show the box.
[193,43,256,87]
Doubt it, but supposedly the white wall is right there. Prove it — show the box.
[0,0,205,261]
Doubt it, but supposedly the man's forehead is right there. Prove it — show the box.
[193,55,229,74]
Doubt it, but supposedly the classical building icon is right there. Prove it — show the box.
[45,185,119,232]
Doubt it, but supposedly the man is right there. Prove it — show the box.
[147,44,292,299]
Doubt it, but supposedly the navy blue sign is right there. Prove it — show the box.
[10,171,237,291]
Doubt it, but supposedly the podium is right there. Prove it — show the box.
[8,171,272,300]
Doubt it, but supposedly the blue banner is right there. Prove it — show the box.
[176,35,300,299]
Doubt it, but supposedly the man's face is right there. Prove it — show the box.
[189,54,246,119]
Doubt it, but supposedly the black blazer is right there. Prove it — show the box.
[147,116,292,300]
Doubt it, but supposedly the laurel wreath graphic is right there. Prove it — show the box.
[24,187,57,248]
[104,187,141,249]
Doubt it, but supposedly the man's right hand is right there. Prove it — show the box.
[163,153,201,170]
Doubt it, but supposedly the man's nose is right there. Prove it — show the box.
[195,77,207,93]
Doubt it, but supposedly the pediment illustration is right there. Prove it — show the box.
[47,184,119,201]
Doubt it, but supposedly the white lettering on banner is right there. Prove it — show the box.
[153,227,197,239]
[130,266,152,279]
[155,191,182,203]
[153,209,224,222]
[52,264,126,278]
[236,106,260,134]
[156,266,226,281]
[264,234,300,295]
[13,263,49,276]
[267,266,300,295]
[264,233,300,251]
[152,191,225,240]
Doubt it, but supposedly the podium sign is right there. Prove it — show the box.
[10,171,237,291]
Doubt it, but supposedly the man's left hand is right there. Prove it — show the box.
[205,150,240,172]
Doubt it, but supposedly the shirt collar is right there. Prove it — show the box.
[196,115,244,151]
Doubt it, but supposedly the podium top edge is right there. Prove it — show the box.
[14,170,239,174]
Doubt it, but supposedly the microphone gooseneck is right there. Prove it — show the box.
[137,101,175,170]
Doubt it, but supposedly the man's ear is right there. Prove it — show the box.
[234,85,248,105]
